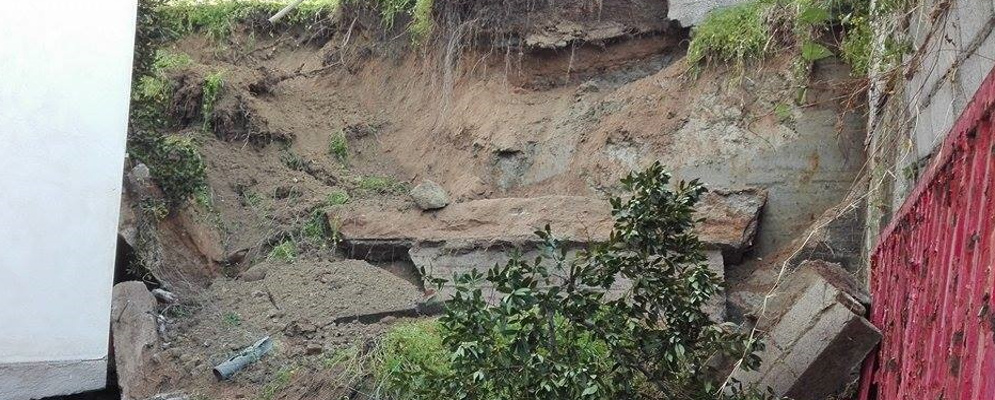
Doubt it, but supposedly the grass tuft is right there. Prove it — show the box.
[201,70,225,130]
[686,1,770,73]
[328,129,348,162]
[357,175,407,195]
[326,189,350,206]
[267,240,297,262]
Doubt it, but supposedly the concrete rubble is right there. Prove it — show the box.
[727,260,880,399]
[111,281,164,400]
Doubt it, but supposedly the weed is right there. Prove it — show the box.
[202,70,225,130]
[153,49,193,71]
[302,210,329,241]
[259,366,295,400]
[135,75,172,105]
[222,311,242,326]
[357,176,407,195]
[325,189,350,206]
[774,102,794,123]
[140,198,170,221]
[280,151,308,171]
[137,134,207,205]
[328,129,348,162]
[268,240,297,262]
[163,0,340,41]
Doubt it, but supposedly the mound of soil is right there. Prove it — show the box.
[156,259,422,397]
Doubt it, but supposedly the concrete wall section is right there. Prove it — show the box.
[0,0,138,398]
[905,0,995,159]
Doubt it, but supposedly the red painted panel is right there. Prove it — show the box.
[859,65,995,400]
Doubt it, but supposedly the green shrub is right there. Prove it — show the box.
[259,366,296,400]
[268,240,298,262]
[280,151,308,171]
[374,320,451,399]
[138,135,208,205]
[393,162,773,399]
[328,129,348,162]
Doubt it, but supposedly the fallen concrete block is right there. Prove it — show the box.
[111,281,163,400]
[338,191,765,262]
[727,260,880,400]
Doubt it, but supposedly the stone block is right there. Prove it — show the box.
[727,260,880,400]
[111,281,163,400]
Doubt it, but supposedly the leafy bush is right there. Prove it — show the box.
[686,0,910,77]
[687,2,770,72]
[162,0,435,42]
[374,320,452,399]
[138,135,208,205]
[383,162,769,399]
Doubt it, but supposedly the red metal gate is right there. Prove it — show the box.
[858,67,995,399]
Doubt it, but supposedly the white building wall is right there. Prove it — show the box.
[0,1,137,398]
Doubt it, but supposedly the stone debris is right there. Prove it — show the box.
[111,281,163,400]
[409,180,450,210]
[693,188,767,263]
[727,260,880,400]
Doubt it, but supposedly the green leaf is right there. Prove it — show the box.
[801,42,833,61]
[798,6,831,25]
[582,385,599,396]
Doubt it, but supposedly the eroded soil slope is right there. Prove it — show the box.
[118,2,866,396]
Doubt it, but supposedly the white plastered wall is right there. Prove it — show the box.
[0,0,137,398]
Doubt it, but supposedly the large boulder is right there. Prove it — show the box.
[111,281,163,400]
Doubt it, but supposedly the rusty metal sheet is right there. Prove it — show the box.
[859,65,995,399]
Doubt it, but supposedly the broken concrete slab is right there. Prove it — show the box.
[668,0,751,28]
[693,188,767,263]
[111,281,163,400]
[410,240,728,320]
[727,260,880,400]
[338,191,766,260]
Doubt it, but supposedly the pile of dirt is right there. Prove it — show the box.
[151,259,422,397]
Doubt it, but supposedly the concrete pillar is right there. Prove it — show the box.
[0,1,138,398]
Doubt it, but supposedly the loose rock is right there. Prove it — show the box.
[409,180,450,210]
[111,281,164,400]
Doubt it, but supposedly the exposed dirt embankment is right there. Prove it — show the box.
[117,0,866,396]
